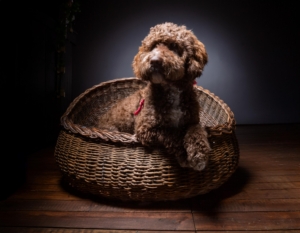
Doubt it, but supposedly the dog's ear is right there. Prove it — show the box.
[186,39,208,79]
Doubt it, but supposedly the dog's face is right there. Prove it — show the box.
[132,22,208,85]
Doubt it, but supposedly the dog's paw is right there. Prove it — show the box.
[136,133,150,146]
[174,147,209,171]
[185,139,211,171]
[135,127,153,146]
[186,151,208,171]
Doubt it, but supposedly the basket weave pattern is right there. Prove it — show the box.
[55,78,239,201]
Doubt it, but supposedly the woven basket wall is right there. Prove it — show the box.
[54,78,239,201]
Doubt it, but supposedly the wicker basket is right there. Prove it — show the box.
[54,78,239,201]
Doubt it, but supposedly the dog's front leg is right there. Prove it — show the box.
[135,123,157,146]
[136,123,183,149]
[183,125,211,171]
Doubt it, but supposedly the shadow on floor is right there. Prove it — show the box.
[189,166,251,212]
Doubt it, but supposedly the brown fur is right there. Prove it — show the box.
[98,22,211,171]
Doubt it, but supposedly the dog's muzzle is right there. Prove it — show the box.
[149,56,166,84]
[150,57,163,73]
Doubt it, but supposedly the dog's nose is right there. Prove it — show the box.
[150,57,163,67]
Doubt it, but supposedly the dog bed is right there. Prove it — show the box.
[54,77,239,201]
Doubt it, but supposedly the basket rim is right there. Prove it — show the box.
[196,85,236,135]
[60,77,236,144]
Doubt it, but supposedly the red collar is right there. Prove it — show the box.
[134,99,145,116]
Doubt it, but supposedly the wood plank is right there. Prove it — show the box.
[239,169,300,177]
[196,189,300,201]
[2,198,299,213]
[228,184,298,197]
[17,184,65,192]
[7,191,86,201]
[0,228,194,233]
[25,175,62,185]
[191,198,300,212]
[0,211,195,231]
[8,187,299,201]
[239,161,300,167]
[241,175,300,183]
[165,177,300,190]
[193,211,300,231]
[0,200,92,212]
[87,200,191,212]
[9,229,300,233]
[26,170,61,175]
[198,231,300,233]
[0,199,191,212]
[242,181,300,189]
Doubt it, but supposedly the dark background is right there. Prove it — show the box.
[72,0,299,125]
[0,0,299,198]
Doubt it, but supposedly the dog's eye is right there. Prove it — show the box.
[168,43,182,56]
[168,43,177,51]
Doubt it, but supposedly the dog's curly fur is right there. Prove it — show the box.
[98,22,211,171]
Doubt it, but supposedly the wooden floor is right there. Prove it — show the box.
[0,124,299,232]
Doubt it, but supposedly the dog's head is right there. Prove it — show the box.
[132,22,208,85]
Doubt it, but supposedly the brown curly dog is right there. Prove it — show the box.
[98,22,211,171]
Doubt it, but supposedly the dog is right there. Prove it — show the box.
[98,22,211,171]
